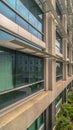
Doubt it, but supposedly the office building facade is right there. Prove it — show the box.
[0,0,73,130]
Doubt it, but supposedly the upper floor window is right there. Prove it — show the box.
[56,1,62,21]
[67,64,69,76]
[56,62,63,81]
[67,46,69,59]
[56,30,62,53]
[0,0,44,40]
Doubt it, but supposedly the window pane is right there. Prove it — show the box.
[29,57,35,83]
[0,49,14,92]
[0,82,44,110]
[29,25,38,37]
[15,53,29,86]
[0,30,15,41]
[0,2,16,22]
[56,31,62,53]
[56,62,62,81]
[28,122,36,130]
[37,114,43,129]
[16,15,29,31]
[16,0,29,20]
[0,0,44,40]
[6,0,16,8]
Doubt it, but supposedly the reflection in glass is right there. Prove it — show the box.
[56,62,62,81]
[1,0,44,40]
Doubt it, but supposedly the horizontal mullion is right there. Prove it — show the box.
[2,0,44,36]
[0,80,44,95]
[56,74,62,78]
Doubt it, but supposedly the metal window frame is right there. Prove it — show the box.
[0,80,44,95]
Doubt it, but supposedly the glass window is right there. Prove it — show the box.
[56,31,62,53]
[38,58,44,80]
[56,62,62,81]
[0,0,44,40]
[0,45,44,109]
[0,2,16,22]
[55,93,62,105]
[29,57,35,83]
[0,82,44,110]
[0,30,15,41]
[28,122,36,130]
[29,25,38,38]
[38,32,43,40]
[16,15,29,31]
[0,49,14,92]
[37,114,43,129]
[29,12,38,28]
[27,113,43,130]
[67,46,69,58]
[6,0,16,8]
[15,52,29,87]
[56,1,62,21]
[16,0,29,20]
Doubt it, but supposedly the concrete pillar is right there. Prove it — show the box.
[62,14,67,33]
[51,0,56,9]
[44,13,49,91]
[63,39,67,60]
[63,39,68,80]
[48,13,56,90]
[69,47,72,76]
[69,64,72,76]
[63,63,68,80]
[69,30,72,44]
[62,13,68,80]
[44,10,56,91]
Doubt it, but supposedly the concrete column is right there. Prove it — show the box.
[62,14,67,33]
[69,64,72,76]
[63,39,68,80]
[69,47,72,76]
[48,13,56,90]
[70,48,72,62]
[63,63,68,80]
[69,30,72,44]
[63,39,67,60]
[62,13,68,80]
[51,0,56,9]
[44,13,49,91]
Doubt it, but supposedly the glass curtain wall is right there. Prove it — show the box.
[0,0,44,40]
[0,47,44,109]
